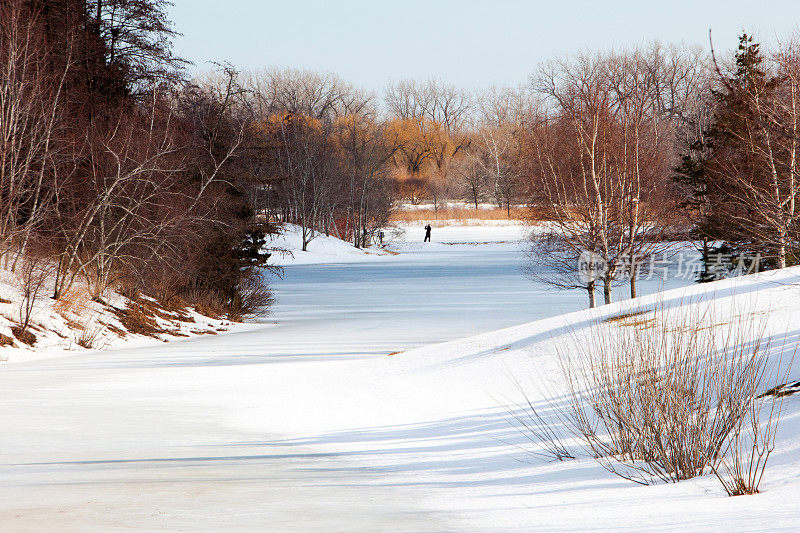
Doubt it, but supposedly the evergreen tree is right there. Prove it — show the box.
[676,33,787,280]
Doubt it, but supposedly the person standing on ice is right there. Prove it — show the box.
[424,224,432,242]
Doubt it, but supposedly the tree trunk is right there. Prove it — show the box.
[603,277,612,305]
[587,280,596,308]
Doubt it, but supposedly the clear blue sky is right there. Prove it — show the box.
[168,0,800,92]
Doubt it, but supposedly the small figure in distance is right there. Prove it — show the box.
[424,224,432,242]
[378,230,384,246]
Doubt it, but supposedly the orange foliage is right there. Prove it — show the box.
[385,117,465,203]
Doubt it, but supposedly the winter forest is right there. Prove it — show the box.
[2,0,800,531]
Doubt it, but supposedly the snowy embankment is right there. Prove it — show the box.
[224,224,800,529]
[0,267,233,364]
[267,223,391,265]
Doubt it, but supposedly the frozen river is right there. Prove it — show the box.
[270,240,696,356]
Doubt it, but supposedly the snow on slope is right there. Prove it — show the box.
[267,223,391,265]
[0,267,234,364]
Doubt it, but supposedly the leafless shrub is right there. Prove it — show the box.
[226,273,273,321]
[503,377,576,461]
[15,254,53,336]
[183,289,227,319]
[517,302,793,494]
[712,359,790,496]
[75,319,104,350]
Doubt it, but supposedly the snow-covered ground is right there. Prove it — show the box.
[0,223,797,531]
[267,224,392,265]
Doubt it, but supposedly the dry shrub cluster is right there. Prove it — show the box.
[14,255,52,341]
[516,303,794,495]
[183,290,227,320]
[180,282,270,321]
[225,274,274,321]
[75,320,104,349]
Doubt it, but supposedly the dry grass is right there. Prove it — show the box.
[603,309,657,329]
[53,285,92,317]
[603,310,653,324]
[76,324,102,349]
[102,322,127,338]
[11,326,36,346]
[109,294,210,339]
[390,206,529,225]
[110,298,165,338]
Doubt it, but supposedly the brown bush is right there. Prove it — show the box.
[53,286,91,317]
[225,274,273,321]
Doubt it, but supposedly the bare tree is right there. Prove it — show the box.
[334,113,396,248]
[0,1,72,267]
[526,47,699,306]
[385,78,472,134]
[455,153,490,209]
[530,54,629,305]
[245,67,370,121]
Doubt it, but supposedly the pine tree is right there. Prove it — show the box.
[672,143,716,282]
